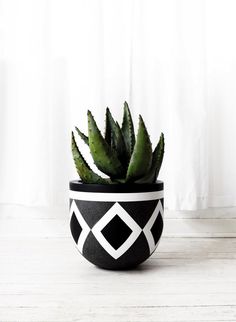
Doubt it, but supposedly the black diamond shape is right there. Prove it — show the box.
[101,215,132,250]
[150,213,163,245]
[70,212,82,243]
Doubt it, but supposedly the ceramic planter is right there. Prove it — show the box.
[69,180,164,270]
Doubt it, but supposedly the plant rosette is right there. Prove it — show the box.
[70,102,165,270]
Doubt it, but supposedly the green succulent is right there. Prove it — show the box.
[71,102,164,184]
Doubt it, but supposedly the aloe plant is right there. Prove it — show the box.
[72,102,164,184]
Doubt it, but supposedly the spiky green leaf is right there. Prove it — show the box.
[104,107,112,145]
[135,133,165,183]
[71,132,110,184]
[75,127,89,145]
[121,101,135,158]
[87,110,125,178]
[126,115,152,182]
[105,108,128,167]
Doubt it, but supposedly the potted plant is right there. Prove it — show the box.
[70,102,164,270]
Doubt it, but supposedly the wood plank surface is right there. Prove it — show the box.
[0,206,236,321]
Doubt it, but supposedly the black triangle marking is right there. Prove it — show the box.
[151,213,163,245]
[75,200,115,228]
[70,212,82,243]
[119,200,159,228]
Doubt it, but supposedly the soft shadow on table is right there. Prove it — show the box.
[94,260,164,273]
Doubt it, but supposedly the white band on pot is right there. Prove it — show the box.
[69,190,164,202]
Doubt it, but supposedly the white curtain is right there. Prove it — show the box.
[0,0,236,210]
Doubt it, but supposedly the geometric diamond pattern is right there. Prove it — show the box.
[69,200,90,253]
[143,200,164,254]
[70,199,164,259]
[101,215,132,250]
[151,213,163,245]
[70,212,82,243]
[92,203,142,259]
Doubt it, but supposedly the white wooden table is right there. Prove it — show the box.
[0,206,236,321]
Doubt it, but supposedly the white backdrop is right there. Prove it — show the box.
[0,0,236,210]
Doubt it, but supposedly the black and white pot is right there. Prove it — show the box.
[69,181,164,270]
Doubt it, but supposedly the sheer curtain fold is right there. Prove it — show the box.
[0,0,236,210]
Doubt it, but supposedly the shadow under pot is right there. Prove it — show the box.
[69,180,164,270]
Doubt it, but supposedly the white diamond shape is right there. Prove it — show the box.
[143,200,164,254]
[92,203,142,259]
[69,200,90,253]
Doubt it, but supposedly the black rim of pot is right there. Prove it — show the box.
[69,180,163,193]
